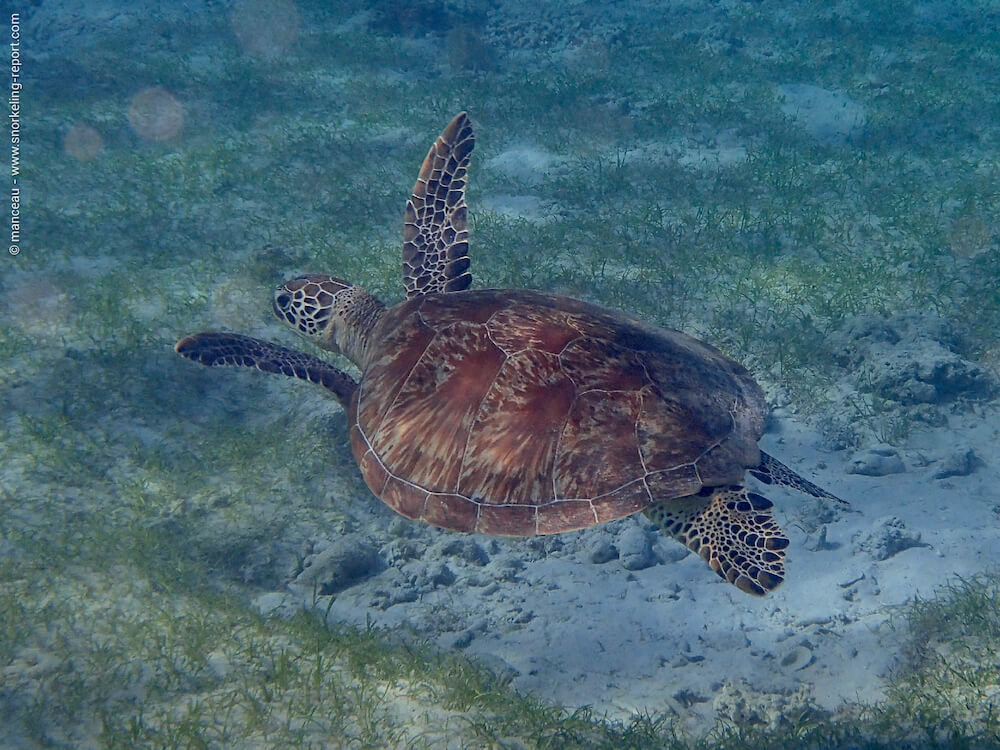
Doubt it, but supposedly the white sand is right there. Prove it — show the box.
[259,401,999,733]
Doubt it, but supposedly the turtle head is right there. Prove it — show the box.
[273,274,384,368]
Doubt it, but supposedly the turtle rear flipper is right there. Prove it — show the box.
[751,451,847,505]
[176,332,357,408]
[645,488,788,596]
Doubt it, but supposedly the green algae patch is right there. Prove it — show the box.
[871,575,1000,746]
[5,0,1000,747]
[4,505,1000,750]
[0,532,686,749]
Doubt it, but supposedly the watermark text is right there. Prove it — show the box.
[9,12,21,256]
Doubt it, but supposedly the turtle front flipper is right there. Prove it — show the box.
[402,112,475,298]
[750,451,847,505]
[175,332,357,408]
[644,487,788,596]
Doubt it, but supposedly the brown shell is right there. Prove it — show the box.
[348,289,766,536]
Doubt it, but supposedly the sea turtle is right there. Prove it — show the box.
[177,112,845,596]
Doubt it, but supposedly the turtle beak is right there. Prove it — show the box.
[273,290,293,324]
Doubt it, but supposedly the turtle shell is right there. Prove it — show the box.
[347,289,766,536]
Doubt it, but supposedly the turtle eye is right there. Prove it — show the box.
[275,292,291,311]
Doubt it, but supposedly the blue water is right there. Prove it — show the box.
[3,0,999,746]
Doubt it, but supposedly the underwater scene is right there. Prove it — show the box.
[3,0,1000,747]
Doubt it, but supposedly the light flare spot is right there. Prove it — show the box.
[128,87,184,142]
[4,277,73,337]
[63,124,104,162]
[231,0,300,60]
